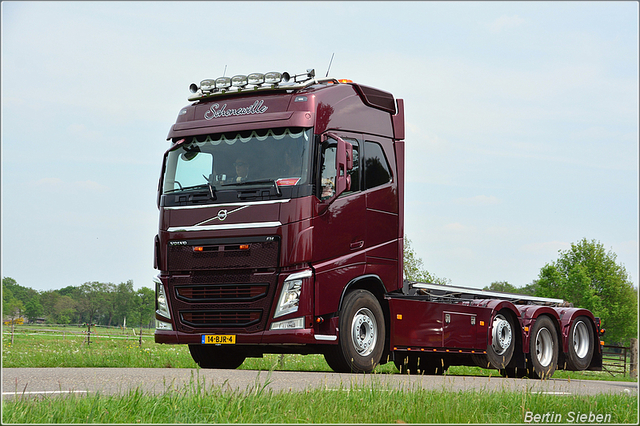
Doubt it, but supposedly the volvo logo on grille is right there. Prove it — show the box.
[193,205,249,227]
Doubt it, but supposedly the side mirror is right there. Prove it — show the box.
[334,134,352,196]
[317,133,353,213]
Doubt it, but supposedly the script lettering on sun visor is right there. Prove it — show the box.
[204,100,268,120]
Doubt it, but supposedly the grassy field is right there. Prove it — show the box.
[2,324,636,381]
[2,325,638,424]
[2,373,638,424]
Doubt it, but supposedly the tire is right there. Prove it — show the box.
[565,316,594,371]
[486,312,516,369]
[324,289,385,373]
[528,316,558,379]
[189,345,246,369]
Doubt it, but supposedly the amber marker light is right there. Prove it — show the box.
[240,244,250,250]
[338,79,353,83]
[193,246,203,252]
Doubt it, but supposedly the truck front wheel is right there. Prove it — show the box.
[324,289,385,373]
[528,316,558,379]
[189,345,246,369]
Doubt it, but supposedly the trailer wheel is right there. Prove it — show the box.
[565,316,594,371]
[529,316,558,379]
[188,345,246,369]
[324,289,385,373]
[486,312,515,369]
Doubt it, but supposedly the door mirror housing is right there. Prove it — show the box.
[317,133,353,213]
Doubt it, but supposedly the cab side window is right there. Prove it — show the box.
[364,141,392,190]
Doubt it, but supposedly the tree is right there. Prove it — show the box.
[536,238,637,345]
[3,277,25,322]
[24,298,44,323]
[134,287,155,329]
[115,280,136,327]
[403,235,450,285]
[77,282,108,324]
[483,280,538,296]
[483,281,518,293]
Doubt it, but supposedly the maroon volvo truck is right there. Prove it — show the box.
[154,69,603,378]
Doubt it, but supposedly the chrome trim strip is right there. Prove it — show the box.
[164,199,290,210]
[167,221,281,232]
[284,269,313,282]
[314,334,338,341]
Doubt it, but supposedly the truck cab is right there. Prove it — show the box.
[155,69,405,372]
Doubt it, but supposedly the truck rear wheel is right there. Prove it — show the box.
[189,345,246,369]
[324,289,385,373]
[565,316,594,371]
[528,316,558,379]
[485,312,515,369]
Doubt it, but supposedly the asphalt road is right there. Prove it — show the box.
[2,368,637,400]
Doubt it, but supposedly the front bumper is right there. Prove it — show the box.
[155,326,332,346]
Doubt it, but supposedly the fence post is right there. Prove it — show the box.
[630,338,638,379]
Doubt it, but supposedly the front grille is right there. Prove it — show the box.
[180,311,261,327]
[167,239,279,271]
[170,269,278,333]
[176,284,268,302]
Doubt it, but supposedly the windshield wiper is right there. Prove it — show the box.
[222,179,281,196]
[165,184,206,194]
[202,174,217,200]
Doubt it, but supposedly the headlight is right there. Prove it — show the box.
[155,319,173,330]
[154,277,171,319]
[274,270,312,318]
[270,317,305,330]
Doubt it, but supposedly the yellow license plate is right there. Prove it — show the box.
[201,335,236,344]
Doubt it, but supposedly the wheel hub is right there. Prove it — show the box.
[535,327,553,367]
[491,314,512,355]
[351,308,377,357]
[572,321,589,359]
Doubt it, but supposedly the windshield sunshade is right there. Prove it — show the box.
[163,128,312,195]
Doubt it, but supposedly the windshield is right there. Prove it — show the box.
[163,127,313,195]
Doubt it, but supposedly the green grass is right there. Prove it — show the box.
[3,326,637,424]
[3,325,637,382]
[2,373,637,424]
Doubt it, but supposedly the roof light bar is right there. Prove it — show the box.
[188,68,320,100]
[247,73,265,85]
[231,75,248,88]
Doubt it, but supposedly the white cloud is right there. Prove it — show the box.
[486,15,525,33]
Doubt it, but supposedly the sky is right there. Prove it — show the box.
[1,1,638,293]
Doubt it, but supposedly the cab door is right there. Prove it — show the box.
[312,133,365,316]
